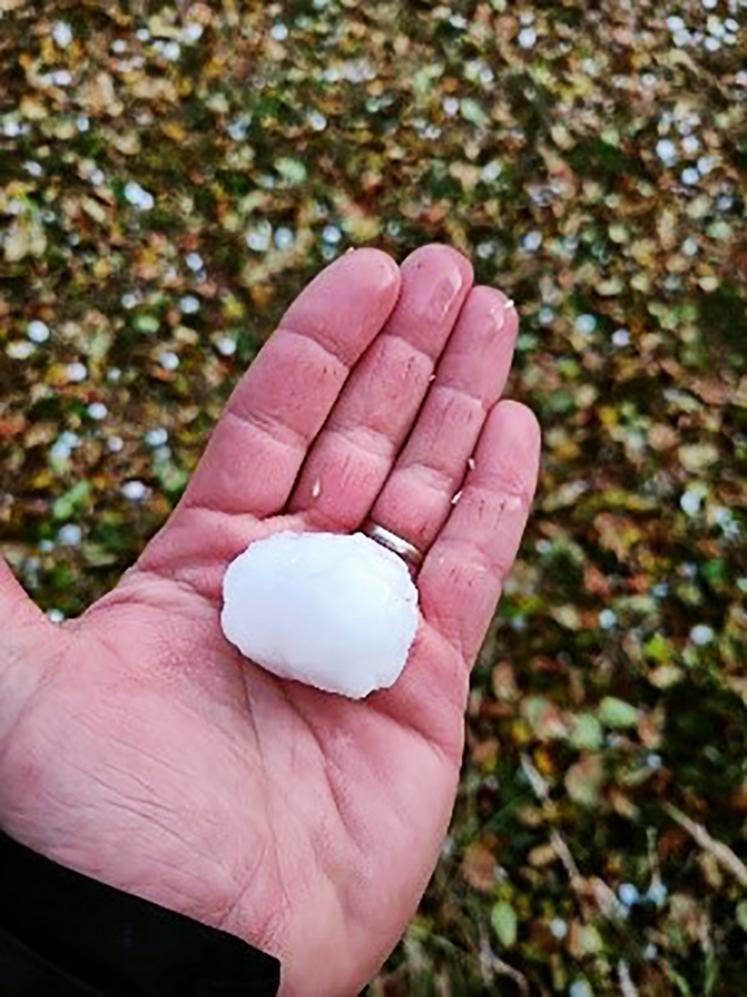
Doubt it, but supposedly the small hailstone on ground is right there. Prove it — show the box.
[322,224,342,244]
[612,327,630,347]
[618,883,640,906]
[575,313,597,334]
[549,918,567,939]
[599,608,617,629]
[656,138,677,165]
[185,251,204,271]
[124,181,155,211]
[179,294,200,314]
[27,320,50,343]
[690,623,714,646]
[47,608,65,623]
[121,480,147,500]
[87,401,108,420]
[58,523,82,546]
[517,27,537,49]
[522,230,542,252]
[66,361,88,382]
[52,21,73,47]
[144,427,168,447]
[221,532,419,699]
[184,23,203,43]
[107,435,124,453]
[680,488,702,516]
[158,350,180,371]
[216,335,237,357]
[307,110,327,131]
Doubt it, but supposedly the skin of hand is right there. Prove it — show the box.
[0,245,540,996]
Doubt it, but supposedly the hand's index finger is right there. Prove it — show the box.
[180,249,401,520]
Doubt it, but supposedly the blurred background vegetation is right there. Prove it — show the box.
[1,1,745,993]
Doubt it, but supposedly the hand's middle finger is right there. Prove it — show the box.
[287,244,473,529]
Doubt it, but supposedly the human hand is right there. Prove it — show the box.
[0,245,540,995]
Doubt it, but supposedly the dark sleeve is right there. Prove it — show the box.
[0,830,281,996]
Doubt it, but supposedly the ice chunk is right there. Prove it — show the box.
[221,531,419,699]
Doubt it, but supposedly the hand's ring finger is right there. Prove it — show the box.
[362,519,424,575]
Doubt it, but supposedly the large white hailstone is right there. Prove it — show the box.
[221,532,419,699]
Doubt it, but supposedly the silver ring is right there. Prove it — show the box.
[362,520,424,571]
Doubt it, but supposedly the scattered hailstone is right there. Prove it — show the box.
[58,523,82,546]
[322,224,342,244]
[51,69,72,86]
[52,21,73,47]
[645,881,668,906]
[121,480,147,501]
[442,96,460,117]
[221,532,419,699]
[274,226,295,250]
[666,15,686,32]
[87,402,108,420]
[549,918,567,940]
[158,351,180,371]
[682,236,699,256]
[522,230,543,252]
[27,320,50,343]
[216,335,237,357]
[121,291,139,309]
[246,221,272,252]
[704,36,720,51]
[111,39,127,54]
[599,609,617,630]
[179,294,200,314]
[680,488,702,516]
[481,160,503,182]
[47,608,65,623]
[107,435,124,453]
[184,23,203,43]
[185,252,204,271]
[66,361,88,382]
[643,944,658,961]
[124,181,155,211]
[163,40,181,61]
[690,623,714,646]
[682,134,700,156]
[517,27,537,48]
[24,161,43,177]
[575,313,597,334]
[7,341,34,360]
[655,138,677,165]
[144,427,168,447]
[618,883,640,906]
[569,983,592,997]
[270,22,289,40]
[612,327,630,347]
[307,109,327,131]
[681,167,700,185]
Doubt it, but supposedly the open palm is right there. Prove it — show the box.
[0,246,540,996]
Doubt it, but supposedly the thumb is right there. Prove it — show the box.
[0,556,58,746]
